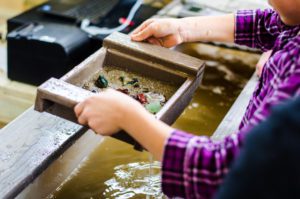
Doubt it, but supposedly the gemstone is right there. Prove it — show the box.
[145,101,161,114]
[137,93,147,104]
[127,78,139,85]
[145,92,166,104]
[95,75,108,88]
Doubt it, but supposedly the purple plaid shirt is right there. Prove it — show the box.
[162,9,300,199]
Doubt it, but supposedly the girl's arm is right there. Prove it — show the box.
[120,103,173,161]
[177,14,235,43]
[131,14,235,47]
[74,89,173,161]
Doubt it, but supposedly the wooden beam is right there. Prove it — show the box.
[0,108,97,199]
[16,129,103,199]
[212,73,258,140]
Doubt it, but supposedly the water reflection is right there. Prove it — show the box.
[48,138,163,199]
[103,161,164,199]
[50,43,255,198]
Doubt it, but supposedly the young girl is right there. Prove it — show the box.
[74,0,300,198]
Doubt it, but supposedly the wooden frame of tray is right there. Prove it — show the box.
[35,32,205,149]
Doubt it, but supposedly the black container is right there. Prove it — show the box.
[7,22,96,85]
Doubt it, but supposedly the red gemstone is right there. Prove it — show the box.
[137,93,147,104]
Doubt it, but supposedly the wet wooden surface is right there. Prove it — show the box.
[16,128,103,199]
[0,108,92,199]
[212,73,258,140]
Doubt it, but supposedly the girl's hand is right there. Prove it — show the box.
[74,89,174,161]
[256,50,272,77]
[131,18,186,48]
[74,89,143,136]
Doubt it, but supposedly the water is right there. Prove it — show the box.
[103,161,164,198]
[147,154,153,199]
[0,122,5,128]
[48,138,166,199]
[49,43,256,198]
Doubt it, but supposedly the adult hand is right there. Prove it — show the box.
[74,89,143,136]
[131,18,185,48]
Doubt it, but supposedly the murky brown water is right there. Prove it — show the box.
[0,122,5,128]
[48,43,256,199]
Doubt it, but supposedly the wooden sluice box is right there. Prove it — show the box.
[35,32,205,149]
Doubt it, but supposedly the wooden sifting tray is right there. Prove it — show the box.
[34,32,205,150]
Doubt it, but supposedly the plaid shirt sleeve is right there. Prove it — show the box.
[235,9,286,51]
[161,130,247,199]
[241,41,300,129]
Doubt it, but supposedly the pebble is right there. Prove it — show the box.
[95,75,108,88]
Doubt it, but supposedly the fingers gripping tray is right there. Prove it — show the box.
[35,32,205,149]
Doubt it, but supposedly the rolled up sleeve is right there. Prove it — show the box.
[162,130,245,199]
[235,9,283,51]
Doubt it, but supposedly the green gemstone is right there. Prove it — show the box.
[95,75,108,88]
[145,101,161,114]
[127,78,139,85]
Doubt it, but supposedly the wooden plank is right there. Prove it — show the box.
[0,108,98,199]
[212,73,258,140]
[16,129,103,199]
[104,32,205,75]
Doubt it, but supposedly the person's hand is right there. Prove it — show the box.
[74,89,143,136]
[256,50,272,77]
[131,18,186,48]
[75,89,173,161]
